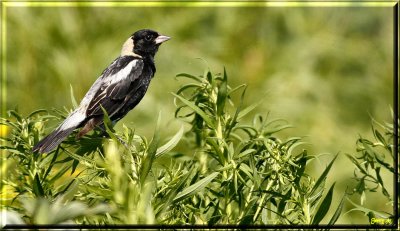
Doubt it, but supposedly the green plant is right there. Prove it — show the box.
[1,66,345,225]
[346,112,398,226]
[0,108,110,224]
[168,68,345,224]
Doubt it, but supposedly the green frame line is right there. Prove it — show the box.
[1,2,6,119]
[1,1,397,7]
[0,0,397,227]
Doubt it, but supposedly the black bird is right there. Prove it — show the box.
[33,29,170,153]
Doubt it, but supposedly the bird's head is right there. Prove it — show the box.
[121,29,170,58]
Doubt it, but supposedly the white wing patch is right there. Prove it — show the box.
[78,59,137,111]
[78,59,120,108]
[108,60,137,85]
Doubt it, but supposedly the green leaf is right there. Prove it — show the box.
[27,109,47,119]
[264,124,293,136]
[206,70,213,84]
[70,84,78,109]
[173,172,219,203]
[327,190,346,225]
[176,83,203,95]
[156,126,184,157]
[225,85,247,137]
[33,174,45,197]
[49,165,71,184]
[100,105,117,141]
[312,183,335,224]
[374,153,394,173]
[345,153,369,175]
[140,112,161,186]
[176,73,203,83]
[42,149,60,180]
[345,198,390,218]
[8,110,22,122]
[237,148,256,158]
[209,200,221,224]
[373,128,386,146]
[239,163,253,180]
[54,156,73,164]
[155,168,193,216]
[375,167,391,198]
[216,67,227,116]
[310,154,338,196]
[294,151,307,187]
[206,138,225,164]
[237,101,261,121]
[172,93,215,129]
[56,179,79,201]
[227,84,247,96]
[71,159,79,175]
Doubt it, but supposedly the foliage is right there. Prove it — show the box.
[4,6,393,225]
[2,67,344,225]
[346,112,398,225]
[172,68,344,224]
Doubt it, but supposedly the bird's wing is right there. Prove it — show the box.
[84,56,144,118]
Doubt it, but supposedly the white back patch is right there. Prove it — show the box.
[109,60,137,85]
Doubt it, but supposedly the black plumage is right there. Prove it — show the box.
[32,29,170,153]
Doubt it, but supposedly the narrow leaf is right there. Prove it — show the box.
[216,67,227,116]
[312,183,335,224]
[71,159,79,175]
[172,93,215,129]
[140,112,161,186]
[310,154,338,196]
[27,109,47,119]
[237,101,261,121]
[70,84,78,109]
[345,153,369,175]
[156,126,184,157]
[176,73,203,83]
[176,83,203,95]
[264,124,294,135]
[49,165,71,184]
[56,179,78,200]
[225,85,247,137]
[43,150,59,180]
[345,198,390,218]
[155,169,193,216]
[100,105,119,144]
[374,153,394,173]
[327,191,346,225]
[227,84,247,96]
[173,172,219,203]
[33,174,45,197]
[206,138,225,164]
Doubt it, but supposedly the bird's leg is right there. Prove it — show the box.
[77,117,103,139]
[96,124,129,149]
[97,124,110,138]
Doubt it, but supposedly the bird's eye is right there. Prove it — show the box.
[145,35,153,41]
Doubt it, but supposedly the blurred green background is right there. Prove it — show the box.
[4,3,394,224]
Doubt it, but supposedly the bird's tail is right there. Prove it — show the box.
[32,111,86,153]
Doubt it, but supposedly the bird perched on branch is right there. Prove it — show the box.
[33,29,170,153]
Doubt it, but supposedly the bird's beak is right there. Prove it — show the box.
[155,35,171,44]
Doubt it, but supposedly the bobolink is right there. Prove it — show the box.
[33,29,170,153]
